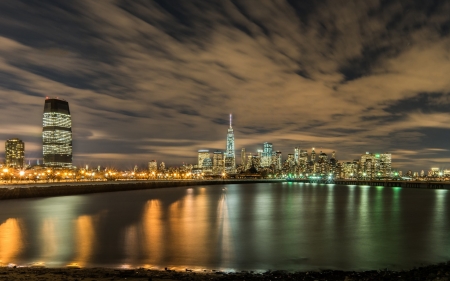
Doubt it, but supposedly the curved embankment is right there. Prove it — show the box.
[0,179,281,200]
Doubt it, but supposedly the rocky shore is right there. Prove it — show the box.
[2,262,450,281]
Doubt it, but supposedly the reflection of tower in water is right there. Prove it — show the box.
[217,191,234,267]
[0,218,23,264]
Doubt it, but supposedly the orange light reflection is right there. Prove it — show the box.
[0,219,23,264]
[72,215,94,266]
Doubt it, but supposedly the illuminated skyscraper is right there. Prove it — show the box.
[261,142,273,167]
[5,138,24,168]
[275,151,282,170]
[294,147,300,165]
[241,148,246,167]
[299,149,308,165]
[224,114,236,173]
[311,148,316,162]
[43,98,72,167]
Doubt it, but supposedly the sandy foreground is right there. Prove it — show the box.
[1,263,450,281]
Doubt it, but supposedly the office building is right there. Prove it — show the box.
[311,148,316,162]
[5,138,24,169]
[299,149,308,165]
[261,142,273,167]
[198,150,210,168]
[241,148,246,167]
[360,152,392,179]
[224,114,236,173]
[213,151,224,174]
[42,98,73,167]
[294,147,300,165]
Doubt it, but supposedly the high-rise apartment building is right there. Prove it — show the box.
[198,150,210,168]
[43,98,73,167]
[224,114,236,173]
[5,138,24,169]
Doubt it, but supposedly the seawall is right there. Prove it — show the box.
[0,179,282,200]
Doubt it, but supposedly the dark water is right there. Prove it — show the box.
[1,183,449,272]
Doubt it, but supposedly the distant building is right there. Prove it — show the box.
[5,138,24,169]
[311,148,316,162]
[275,151,282,170]
[213,151,224,174]
[261,142,273,167]
[299,149,308,166]
[294,147,300,165]
[287,154,295,167]
[241,148,246,167]
[360,152,392,179]
[224,114,236,173]
[148,160,157,172]
[341,161,358,179]
[42,97,73,167]
[198,150,210,168]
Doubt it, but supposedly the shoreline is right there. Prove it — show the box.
[1,262,450,280]
[0,179,282,200]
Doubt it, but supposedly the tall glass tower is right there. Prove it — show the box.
[42,98,73,167]
[224,114,236,173]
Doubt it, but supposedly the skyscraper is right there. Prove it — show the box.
[241,148,246,167]
[42,98,73,167]
[294,147,300,165]
[261,142,273,167]
[224,114,236,173]
[311,148,316,162]
[5,138,24,169]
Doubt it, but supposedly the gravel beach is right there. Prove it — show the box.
[2,262,450,281]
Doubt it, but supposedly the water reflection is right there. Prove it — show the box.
[73,215,94,266]
[1,184,450,271]
[41,219,57,261]
[143,200,163,266]
[0,218,23,264]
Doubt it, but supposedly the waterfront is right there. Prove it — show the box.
[0,182,449,272]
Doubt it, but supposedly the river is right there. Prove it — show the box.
[0,182,449,272]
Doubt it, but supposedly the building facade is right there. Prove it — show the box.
[224,114,236,173]
[5,138,24,169]
[261,142,273,167]
[198,150,210,169]
[42,98,73,167]
[213,151,224,174]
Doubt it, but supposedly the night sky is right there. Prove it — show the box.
[1,0,450,171]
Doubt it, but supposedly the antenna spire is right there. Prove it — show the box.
[230,113,232,128]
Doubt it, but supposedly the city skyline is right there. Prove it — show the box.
[1,1,450,170]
